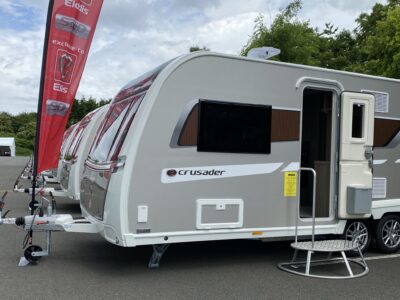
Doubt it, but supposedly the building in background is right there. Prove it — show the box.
[0,138,16,156]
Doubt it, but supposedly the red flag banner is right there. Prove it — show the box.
[37,0,103,174]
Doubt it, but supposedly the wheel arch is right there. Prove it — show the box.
[372,211,400,221]
[371,199,400,220]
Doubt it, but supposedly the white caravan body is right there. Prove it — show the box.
[40,123,78,181]
[59,105,109,200]
[54,123,79,181]
[76,52,400,250]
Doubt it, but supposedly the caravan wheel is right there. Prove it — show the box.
[344,220,371,255]
[375,215,400,253]
[24,245,43,264]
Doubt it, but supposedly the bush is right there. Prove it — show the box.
[16,147,32,156]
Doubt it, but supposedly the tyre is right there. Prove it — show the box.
[343,220,371,255]
[24,245,43,264]
[375,214,400,253]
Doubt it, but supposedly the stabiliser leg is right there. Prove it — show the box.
[148,244,170,269]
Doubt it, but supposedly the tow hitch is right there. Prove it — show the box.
[0,191,98,266]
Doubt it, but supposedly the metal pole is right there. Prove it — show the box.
[31,0,55,215]
[295,169,301,244]
[299,167,317,248]
[311,169,317,248]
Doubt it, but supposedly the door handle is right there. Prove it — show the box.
[365,147,374,169]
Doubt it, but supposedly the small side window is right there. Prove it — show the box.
[177,105,299,146]
[352,103,364,138]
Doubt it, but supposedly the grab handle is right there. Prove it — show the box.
[295,167,317,248]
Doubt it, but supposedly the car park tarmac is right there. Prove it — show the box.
[0,157,400,300]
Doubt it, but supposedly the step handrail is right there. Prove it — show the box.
[295,167,317,248]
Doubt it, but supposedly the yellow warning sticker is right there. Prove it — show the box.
[284,172,297,197]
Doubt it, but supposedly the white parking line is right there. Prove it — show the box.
[364,253,400,261]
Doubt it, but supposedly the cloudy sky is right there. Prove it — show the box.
[0,0,386,115]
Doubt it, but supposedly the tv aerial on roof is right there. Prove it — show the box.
[247,47,281,60]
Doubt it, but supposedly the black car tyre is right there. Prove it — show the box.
[24,245,43,264]
[375,214,400,254]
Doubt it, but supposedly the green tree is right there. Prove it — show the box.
[98,98,112,107]
[11,112,36,134]
[0,96,110,156]
[15,121,36,154]
[241,0,320,66]
[189,45,210,52]
[67,96,108,127]
[317,25,358,71]
[0,112,14,134]
[353,1,400,78]
[241,0,400,80]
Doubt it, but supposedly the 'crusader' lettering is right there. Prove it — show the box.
[177,169,226,176]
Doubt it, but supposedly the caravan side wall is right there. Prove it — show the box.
[100,54,400,246]
[60,105,109,200]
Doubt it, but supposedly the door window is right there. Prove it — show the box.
[352,103,365,139]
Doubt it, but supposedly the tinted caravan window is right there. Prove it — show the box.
[197,100,272,154]
[91,100,131,162]
[66,127,83,156]
[68,109,98,157]
[60,124,76,156]
[89,61,171,163]
[108,94,144,161]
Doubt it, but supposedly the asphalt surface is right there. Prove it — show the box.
[0,156,400,299]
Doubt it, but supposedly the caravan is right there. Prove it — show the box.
[59,105,109,200]
[36,123,78,183]
[4,52,400,267]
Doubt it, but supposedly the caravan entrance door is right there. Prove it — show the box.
[300,89,334,218]
[338,92,375,219]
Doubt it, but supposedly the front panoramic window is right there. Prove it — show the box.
[90,100,131,162]
[66,127,83,157]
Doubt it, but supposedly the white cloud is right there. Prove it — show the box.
[0,0,388,115]
[299,0,387,31]
[0,29,44,114]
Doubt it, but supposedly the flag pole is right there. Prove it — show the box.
[31,0,55,215]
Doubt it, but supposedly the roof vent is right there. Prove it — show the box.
[362,90,389,113]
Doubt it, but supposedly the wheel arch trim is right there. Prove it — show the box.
[371,199,400,220]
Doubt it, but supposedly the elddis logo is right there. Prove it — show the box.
[166,169,226,177]
[65,0,89,15]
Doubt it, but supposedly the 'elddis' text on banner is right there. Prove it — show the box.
[37,0,103,174]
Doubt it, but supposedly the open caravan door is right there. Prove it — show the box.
[338,92,375,219]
